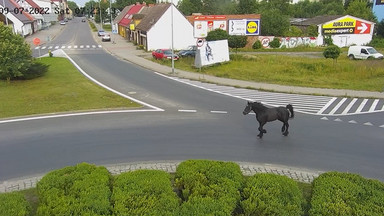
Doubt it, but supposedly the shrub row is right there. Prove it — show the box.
[241,173,304,216]
[112,170,180,215]
[2,161,384,216]
[0,192,31,216]
[175,159,244,215]
[36,163,112,216]
[309,172,384,216]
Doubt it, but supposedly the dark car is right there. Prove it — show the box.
[178,45,197,57]
[152,49,179,60]
[97,30,105,36]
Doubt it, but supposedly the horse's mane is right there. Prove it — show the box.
[252,102,268,111]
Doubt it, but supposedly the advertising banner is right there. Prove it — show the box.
[322,17,371,34]
[194,40,230,68]
[228,19,260,35]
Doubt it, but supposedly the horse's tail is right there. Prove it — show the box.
[286,104,294,118]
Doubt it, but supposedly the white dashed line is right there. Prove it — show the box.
[178,109,197,113]
[210,111,228,114]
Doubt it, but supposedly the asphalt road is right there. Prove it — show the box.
[1,18,383,182]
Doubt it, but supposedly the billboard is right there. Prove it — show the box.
[228,19,260,35]
[194,40,230,68]
[322,17,371,34]
[193,15,227,38]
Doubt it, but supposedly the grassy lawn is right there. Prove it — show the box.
[158,53,384,92]
[0,57,141,119]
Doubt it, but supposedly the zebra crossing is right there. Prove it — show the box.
[171,77,384,116]
[34,44,102,50]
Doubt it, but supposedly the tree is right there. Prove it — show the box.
[0,23,32,82]
[260,9,290,36]
[284,26,303,37]
[67,1,79,16]
[323,45,341,64]
[206,29,229,41]
[377,20,384,38]
[228,35,247,52]
[237,0,257,14]
[305,25,318,37]
[346,0,377,22]
[178,0,203,15]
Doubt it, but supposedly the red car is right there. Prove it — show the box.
[152,49,179,60]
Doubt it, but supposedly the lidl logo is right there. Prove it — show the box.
[246,20,259,35]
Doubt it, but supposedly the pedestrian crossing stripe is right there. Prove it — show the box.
[34,45,102,50]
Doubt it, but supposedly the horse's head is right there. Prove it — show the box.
[243,101,253,115]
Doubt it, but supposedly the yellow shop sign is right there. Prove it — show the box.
[323,17,356,29]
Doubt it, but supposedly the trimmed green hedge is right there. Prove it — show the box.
[0,192,31,216]
[112,170,180,216]
[175,160,243,215]
[309,172,384,216]
[36,163,112,216]
[240,173,305,216]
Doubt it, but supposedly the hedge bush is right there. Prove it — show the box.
[0,192,31,216]
[309,172,384,216]
[36,163,112,216]
[240,173,305,216]
[175,160,243,215]
[112,170,180,216]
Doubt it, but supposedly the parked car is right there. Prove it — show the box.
[97,30,105,36]
[152,49,179,60]
[60,20,66,25]
[178,45,197,57]
[348,45,383,60]
[82,19,86,22]
[102,34,111,42]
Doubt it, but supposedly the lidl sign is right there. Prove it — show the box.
[322,17,371,34]
[229,19,260,35]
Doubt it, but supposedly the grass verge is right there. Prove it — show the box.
[0,57,141,119]
[159,54,384,92]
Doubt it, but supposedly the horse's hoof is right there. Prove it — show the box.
[263,130,267,133]
[257,134,263,138]
[283,132,289,136]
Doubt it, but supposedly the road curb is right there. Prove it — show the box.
[0,160,323,193]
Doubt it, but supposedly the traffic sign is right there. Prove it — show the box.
[33,38,40,46]
[196,38,204,47]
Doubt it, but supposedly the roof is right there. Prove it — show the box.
[114,5,132,24]
[186,14,261,25]
[119,4,145,27]
[0,0,34,23]
[291,15,344,26]
[25,0,41,10]
[135,3,171,32]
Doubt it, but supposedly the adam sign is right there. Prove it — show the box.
[322,16,372,35]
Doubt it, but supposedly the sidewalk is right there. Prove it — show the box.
[25,23,65,48]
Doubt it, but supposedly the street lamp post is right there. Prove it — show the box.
[2,0,9,25]
[99,0,102,27]
[171,1,175,74]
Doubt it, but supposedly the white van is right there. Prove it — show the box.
[347,46,383,60]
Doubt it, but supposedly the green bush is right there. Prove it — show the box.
[309,172,384,216]
[252,40,263,49]
[18,60,49,80]
[368,37,384,48]
[112,170,180,216]
[240,173,305,216]
[269,37,281,48]
[323,45,341,61]
[0,192,31,216]
[206,29,229,41]
[36,163,112,216]
[175,160,243,215]
[228,35,248,51]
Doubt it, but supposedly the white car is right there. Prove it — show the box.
[60,21,66,25]
[102,34,111,42]
[348,46,383,60]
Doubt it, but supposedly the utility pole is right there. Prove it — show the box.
[2,0,9,25]
[171,1,175,74]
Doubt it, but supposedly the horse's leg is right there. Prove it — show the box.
[257,121,266,138]
[283,121,289,136]
[281,124,286,133]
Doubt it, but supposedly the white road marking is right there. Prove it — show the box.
[34,47,40,49]
[67,45,72,49]
[55,46,59,49]
[92,45,96,48]
[61,46,65,49]
[348,120,357,124]
[342,98,358,115]
[74,45,78,49]
[363,122,373,126]
[210,111,228,114]
[369,99,379,112]
[356,99,368,113]
[317,97,337,115]
[98,45,102,48]
[334,118,342,122]
[41,46,46,49]
[86,45,90,48]
[329,98,347,115]
[48,46,53,49]
[380,125,384,128]
[178,109,197,113]
[321,117,329,120]
[80,45,84,48]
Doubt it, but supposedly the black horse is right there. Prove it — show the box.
[243,101,294,138]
